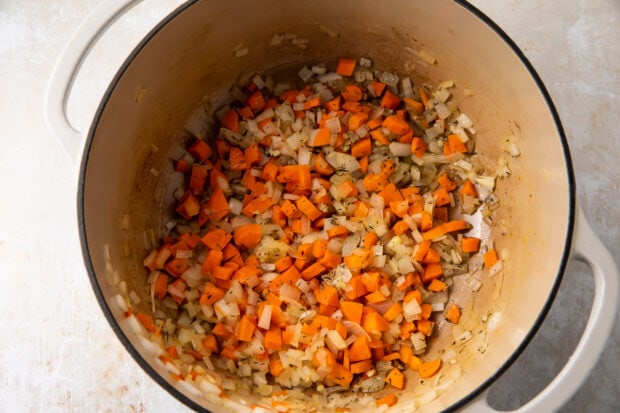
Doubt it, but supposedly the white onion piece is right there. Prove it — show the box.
[389,142,412,157]
[325,151,361,172]
[257,304,272,330]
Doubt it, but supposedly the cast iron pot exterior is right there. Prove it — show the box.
[78,1,575,411]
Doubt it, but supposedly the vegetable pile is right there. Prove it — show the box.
[139,57,503,408]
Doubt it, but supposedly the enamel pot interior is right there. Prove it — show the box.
[79,0,574,411]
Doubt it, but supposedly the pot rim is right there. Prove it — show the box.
[77,1,576,411]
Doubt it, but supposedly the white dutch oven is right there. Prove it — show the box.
[45,0,618,412]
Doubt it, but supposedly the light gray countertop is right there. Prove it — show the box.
[0,0,617,411]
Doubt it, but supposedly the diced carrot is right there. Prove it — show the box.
[362,173,389,192]
[396,273,415,292]
[443,219,469,233]
[385,367,405,390]
[343,248,372,271]
[245,143,262,166]
[419,87,430,108]
[358,156,369,174]
[327,363,353,388]
[370,129,390,145]
[264,327,282,351]
[206,188,231,221]
[390,200,409,218]
[202,334,218,353]
[301,262,327,280]
[484,249,499,268]
[312,314,338,330]
[350,137,372,158]
[433,206,449,223]
[324,96,341,111]
[342,84,364,102]
[136,312,157,333]
[437,173,457,192]
[363,232,379,249]
[317,248,342,269]
[423,248,441,264]
[383,115,411,135]
[419,358,442,379]
[461,237,481,253]
[312,347,337,368]
[413,240,432,262]
[366,117,383,131]
[237,314,256,342]
[422,263,443,282]
[277,165,312,192]
[433,187,452,207]
[200,283,225,305]
[269,357,285,377]
[234,224,262,249]
[247,90,266,112]
[201,250,223,274]
[175,158,190,174]
[460,179,478,199]
[212,265,234,281]
[210,322,230,338]
[315,285,339,307]
[339,301,363,324]
[327,225,349,238]
[360,272,380,292]
[422,223,447,240]
[209,167,230,193]
[188,165,208,195]
[383,302,403,321]
[153,273,168,300]
[348,112,369,131]
[376,394,398,407]
[167,240,189,258]
[411,137,427,158]
[339,180,359,198]
[427,279,447,292]
[175,191,200,219]
[310,127,331,147]
[404,97,424,115]
[369,80,386,97]
[350,359,373,374]
[381,352,402,362]
[262,159,279,181]
[229,147,249,170]
[296,196,322,221]
[380,90,402,110]
[448,134,468,153]
[336,58,357,77]
[362,311,389,335]
[403,289,422,305]
[201,228,232,250]
[220,108,239,132]
[399,343,413,365]
[365,290,387,304]
[345,275,368,300]
[237,105,254,120]
[165,257,190,277]
[416,319,434,336]
[349,335,372,362]
[313,152,335,175]
[304,96,321,110]
[445,303,461,324]
[443,138,454,156]
[188,139,212,161]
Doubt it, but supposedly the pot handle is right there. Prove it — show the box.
[43,0,142,164]
[466,204,619,413]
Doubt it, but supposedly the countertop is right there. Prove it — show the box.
[0,0,618,411]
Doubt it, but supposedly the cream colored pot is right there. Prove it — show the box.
[45,0,618,412]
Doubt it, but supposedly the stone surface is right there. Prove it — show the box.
[0,0,617,411]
